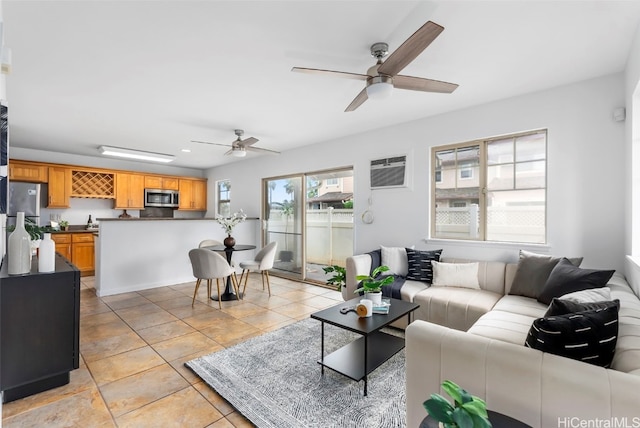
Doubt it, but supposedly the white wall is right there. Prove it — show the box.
[207,73,626,271]
[625,22,640,257]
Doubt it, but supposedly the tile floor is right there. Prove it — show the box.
[2,273,343,427]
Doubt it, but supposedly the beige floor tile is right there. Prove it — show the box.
[261,317,299,332]
[169,349,217,384]
[193,382,235,416]
[182,310,233,330]
[245,294,292,309]
[151,331,223,361]
[155,295,198,310]
[136,319,196,344]
[80,319,134,344]
[226,411,255,428]
[81,311,122,328]
[125,310,180,331]
[137,287,186,302]
[86,346,165,385]
[220,301,267,318]
[102,294,151,310]
[100,364,189,417]
[240,310,293,330]
[80,300,113,318]
[199,318,261,345]
[207,418,236,428]
[2,367,95,419]
[115,302,164,321]
[2,387,114,428]
[115,387,223,428]
[299,295,340,309]
[81,331,147,363]
[277,289,318,302]
[271,303,318,318]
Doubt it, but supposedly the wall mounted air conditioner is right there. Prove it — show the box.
[370,155,407,189]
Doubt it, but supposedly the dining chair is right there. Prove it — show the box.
[188,248,240,309]
[199,239,234,266]
[239,241,278,298]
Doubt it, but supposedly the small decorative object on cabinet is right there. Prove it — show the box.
[59,220,69,231]
[38,233,55,273]
[354,265,394,306]
[8,212,32,275]
[422,380,492,428]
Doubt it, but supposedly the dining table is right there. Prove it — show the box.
[203,244,256,301]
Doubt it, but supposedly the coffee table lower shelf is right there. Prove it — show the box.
[318,330,404,385]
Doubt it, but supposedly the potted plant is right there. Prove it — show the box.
[323,265,346,291]
[59,220,69,231]
[423,380,492,428]
[354,265,394,305]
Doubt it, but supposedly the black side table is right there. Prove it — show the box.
[420,411,531,428]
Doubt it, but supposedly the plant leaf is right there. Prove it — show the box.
[423,395,454,423]
[452,407,474,428]
[461,399,488,418]
[441,380,463,405]
[470,413,493,428]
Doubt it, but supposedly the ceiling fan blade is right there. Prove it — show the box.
[239,137,259,147]
[224,148,234,156]
[377,21,444,77]
[393,75,458,93]
[345,88,369,112]
[292,67,369,81]
[191,140,232,148]
[246,146,280,155]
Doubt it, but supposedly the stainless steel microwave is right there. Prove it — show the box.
[144,189,179,208]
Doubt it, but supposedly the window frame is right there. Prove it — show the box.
[216,179,231,216]
[430,129,547,244]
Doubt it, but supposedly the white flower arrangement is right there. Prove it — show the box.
[215,209,247,235]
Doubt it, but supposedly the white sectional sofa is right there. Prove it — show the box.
[344,250,640,428]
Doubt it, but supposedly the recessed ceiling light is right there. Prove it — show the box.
[181,148,191,153]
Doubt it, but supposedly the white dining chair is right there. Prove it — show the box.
[239,242,278,298]
[188,248,239,309]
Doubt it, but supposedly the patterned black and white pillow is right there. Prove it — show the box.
[405,249,442,283]
[525,305,619,367]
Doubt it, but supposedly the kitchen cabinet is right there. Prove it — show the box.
[51,233,72,261]
[115,173,145,209]
[179,178,207,211]
[0,254,80,403]
[51,232,95,276]
[48,166,72,208]
[144,175,179,191]
[8,160,48,183]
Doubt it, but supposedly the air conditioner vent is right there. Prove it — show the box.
[370,155,407,189]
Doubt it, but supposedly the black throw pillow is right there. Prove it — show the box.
[525,305,619,367]
[544,298,620,317]
[537,258,615,305]
[405,249,442,283]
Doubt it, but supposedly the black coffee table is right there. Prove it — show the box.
[310,297,419,396]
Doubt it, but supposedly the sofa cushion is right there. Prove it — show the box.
[399,279,430,302]
[537,258,615,305]
[608,273,640,373]
[380,245,408,276]
[559,287,612,303]
[525,305,619,368]
[468,309,541,345]
[413,287,502,331]
[544,298,620,317]
[431,261,480,289]
[406,249,442,282]
[492,295,549,318]
[509,250,583,299]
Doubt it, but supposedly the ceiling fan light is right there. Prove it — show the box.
[232,148,247,158]
[366,76,393,100]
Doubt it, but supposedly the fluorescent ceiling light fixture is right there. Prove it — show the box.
[98,146,175,163]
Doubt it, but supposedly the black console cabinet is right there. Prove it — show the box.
[0,254,80,402]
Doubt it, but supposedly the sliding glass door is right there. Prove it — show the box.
[263,168,354,283]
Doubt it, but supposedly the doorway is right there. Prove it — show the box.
[263,168,354,283]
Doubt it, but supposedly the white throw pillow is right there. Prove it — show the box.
[431,261,480,289]
[380,245,408,277]
[559,287,612,303]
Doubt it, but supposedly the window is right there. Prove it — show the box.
[325,178,338,186]
[217,180,231,216]
[432,130,546,244]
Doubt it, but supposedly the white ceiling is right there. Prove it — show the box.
[4,0,640,169]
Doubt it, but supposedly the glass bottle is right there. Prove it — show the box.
[8,212,32,275]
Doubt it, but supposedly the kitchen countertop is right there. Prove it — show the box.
[48,226,99,234]
[96,217,259,221]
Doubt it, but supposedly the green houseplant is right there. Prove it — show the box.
[322,265,346,291]
[7,217,45,240]
[354,265,394,304]
[423,380,492,428]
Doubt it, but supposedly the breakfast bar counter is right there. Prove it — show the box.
[94,217,259,297]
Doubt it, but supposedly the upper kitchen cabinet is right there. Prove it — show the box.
[48,167,71,208]
[179,178,207,211]
[114,173,145,209]
[144,176,179,191]
[9,161,48,183]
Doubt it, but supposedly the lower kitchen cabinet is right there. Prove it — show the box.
[51,232,95,276]
[0,254,80,402]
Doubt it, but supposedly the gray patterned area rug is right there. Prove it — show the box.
[185,317,406,428]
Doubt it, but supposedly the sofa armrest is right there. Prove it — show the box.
[344,254,372,301]
[406,320,640,428]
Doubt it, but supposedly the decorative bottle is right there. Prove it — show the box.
[8,212,32,275]
[87,215,93,229]
[38,233,56,273]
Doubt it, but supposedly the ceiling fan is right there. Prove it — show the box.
[191,129,280,158]
[292,20,458,112]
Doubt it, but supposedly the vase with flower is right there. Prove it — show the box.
[215,210,247,248]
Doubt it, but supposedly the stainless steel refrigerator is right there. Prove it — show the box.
[7,182,41,227]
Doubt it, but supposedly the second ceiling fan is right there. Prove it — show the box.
[191,129,280,158]
[292,20,458,112]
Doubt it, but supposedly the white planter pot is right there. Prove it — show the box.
[364,292,382,305]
